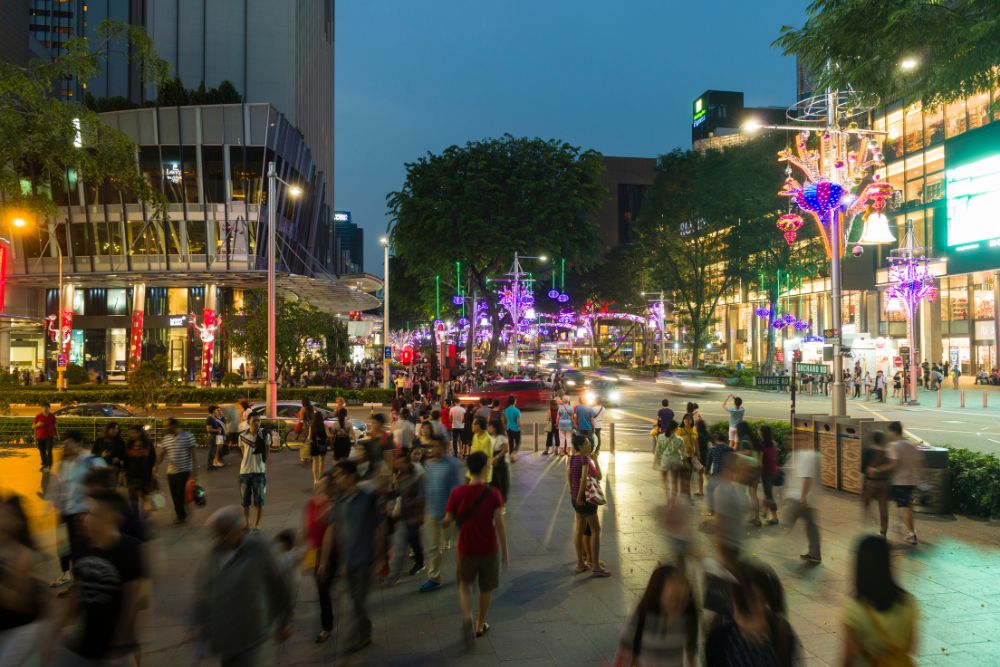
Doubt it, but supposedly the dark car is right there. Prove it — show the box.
[560,369,589,389]
[583,379,623,407]
[457,379,553,410]
[54,403,136,417]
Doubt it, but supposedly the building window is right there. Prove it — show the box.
[70,221,94,257]
[187,220,207,254]
[202,146,226,203]
[945,99,967,138]
[973,272,995,321]
[885,107,903,159]
[84,289,107,316]
[167,288,188,315]
[72,289,85,316]
[904,103,923,153]
[107,289,128,316]
[924,105,944,145]
[904,153,924,207]
[967,91,991,130]
[147,288,167,317]
[922,146,945,204]
[127,219,160,255]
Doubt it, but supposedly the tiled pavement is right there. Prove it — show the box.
[7,438,1000,666]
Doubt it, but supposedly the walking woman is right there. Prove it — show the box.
[304,472,335,643]
[123,425,156,512]
[330,408,356,462]
[841,536,918,666]
[308,411,329,485]
[736,421,763,526]
[0,495,45,666]
[677,414,699,500]
[543,398,559,456]
[613,564,699,667]
[758,425,780,525]
[461,403,474,458]
[487,421,510,503]
[568,435,609,577]
[557,397,574,456]
[655,421,685,505]
[861,431,891,538]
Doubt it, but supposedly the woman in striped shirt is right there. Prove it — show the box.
[614,564,698,667]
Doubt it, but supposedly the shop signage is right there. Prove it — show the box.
[169,315,186,327]
[950,346,960,368]
[755,375,789,386]
[900,346,911,355]
[383,346,392,359]
[795,363,828,374]
[57,353,67,369]
[823,328,838,338]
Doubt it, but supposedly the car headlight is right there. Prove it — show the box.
[609,391,621,402]
[566,380,576,386]
[584,391,596,404]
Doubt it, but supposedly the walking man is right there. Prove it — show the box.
[784,435,822,564]
[420,436,463,592]
[238,413,269,530]
[190,506,291,666]
[33,401,57,472]
[449,400,467,457]
[721,395,745,448]
[442,451,509,647]
[155,417,198,524]
[503,396,522,462]
[872,421,921,545]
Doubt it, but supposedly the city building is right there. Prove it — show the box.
[334,211,364,273]
[691,90,786,153]
[0,103,379,379]
[594,156,656,247]
[146,0,335,207]
[1,1,30,67]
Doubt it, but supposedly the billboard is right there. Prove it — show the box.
[944,122,1000,274]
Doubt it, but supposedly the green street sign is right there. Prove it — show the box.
[795,363,828,374]
[755,376,790,386]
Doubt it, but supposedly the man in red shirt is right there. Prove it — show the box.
[34,401,58,471]
[442,451,508,647]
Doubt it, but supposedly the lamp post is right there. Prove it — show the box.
[381,237,391,390]
[266,161,303,419]
[642,291,667,366]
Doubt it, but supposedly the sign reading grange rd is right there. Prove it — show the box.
[755,375,790,387]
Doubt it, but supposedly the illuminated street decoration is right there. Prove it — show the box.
[190,310,221,387]
[776,213,804,246]
[0,239,8,313]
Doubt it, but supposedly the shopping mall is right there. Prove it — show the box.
[0,103,380,380]
[699,88,1000,376]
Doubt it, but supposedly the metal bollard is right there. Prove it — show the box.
[937,389,942,408]
[985,391,989,408]
[609,422,616,454]
[533,422,539,452]
[961,391,965,408]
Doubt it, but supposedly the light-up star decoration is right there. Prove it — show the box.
[778,126,887,258]
[885,233,937,315]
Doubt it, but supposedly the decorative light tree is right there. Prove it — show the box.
[884,221,937,404]
[747,89,898,415]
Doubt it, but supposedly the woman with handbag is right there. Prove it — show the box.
[308,411,330,485]
[677,414,699,501]
[568,435,610,577]
[613,564,698,667]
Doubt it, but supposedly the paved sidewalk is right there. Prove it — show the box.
[7,437,1000,665]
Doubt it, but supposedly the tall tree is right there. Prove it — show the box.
[388,134,606,367]
[775,0,1000,108]
[0,21,169,223]
[636,137,791,368]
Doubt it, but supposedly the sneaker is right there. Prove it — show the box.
[409,562,424,576]
[419,579,442,592]
[904,533,918,545]
[800,554,822,564]
[50,572,72,588]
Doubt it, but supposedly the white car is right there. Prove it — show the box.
[655,370,726,395]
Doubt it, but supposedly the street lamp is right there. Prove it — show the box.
[381,236,391,390]
[899,57,919,72]
[642,290,667,366]
[266,161,303,419]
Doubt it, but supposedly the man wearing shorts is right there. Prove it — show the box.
[721,394,745,448]
[238,413,268,530]
[873,421,922,544]
[443,451,508,647]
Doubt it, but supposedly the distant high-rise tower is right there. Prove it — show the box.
[146,0,335,207]
[334,211,365,273]
[1,1,30,66]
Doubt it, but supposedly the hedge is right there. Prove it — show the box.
[707,418,792,465]
[0,416,288,449]
[1,387,396,408]
[945,447,1000,518]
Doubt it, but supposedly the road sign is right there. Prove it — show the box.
[828,336,841,345]
[823,328,839,338]
[57,353,67,369]
[893,356,903,367]
[383,346,392,360]
[899,346,910,355]
[795,363,828,375]
[755,375,790,387]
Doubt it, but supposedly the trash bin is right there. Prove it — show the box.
[914,446,950,514]
[814,416,840,490]
[836,417,875,495]
[791,414,825,455]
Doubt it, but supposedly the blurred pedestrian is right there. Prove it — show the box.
[543,398,558,456]
[469,417,493,483]
[677,414,699,500]
[656,421,685,504]
[487,421,510,503]
[784,434,822,564]
[592,396,606,453]
[557,397,574,456]
[296,398,314,463]
[308,410,329,486]
[757,425,780,525]
[95,422,125,469]
[713,452,750,569]
[32,402,57,472]
[568,435,609,577]
[238,413,269,531]
[330,408,356,462]
[449,400,466,458]
[206,405,226,469]
[877,421,922,545]
[694,418,710,496]
[861,431,891,538]
[50,431,106,589]
[304,472,335,643]
[503,396,522,462]
[419,436,463,592]
[388,450,425,583]
[841,535,919,666]
[442,451,508,646]
[155,417,198,525]
[49,489,144,666]
[705,434,729,516]
[0,495,45,666]
[123,425,155,512]
[190,506,291,666]
[613,564,698,667]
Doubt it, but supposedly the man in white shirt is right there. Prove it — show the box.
[449,401,467,457]
[871,421,922,544]
[784,436,822,563]
[238,413,269,530]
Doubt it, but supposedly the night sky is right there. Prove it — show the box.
[334,0,807,275]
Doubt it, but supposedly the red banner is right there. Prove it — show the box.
[198,308,218,387]
[0,240,8,313]
[129,310,144,371]
[60,308,73,358]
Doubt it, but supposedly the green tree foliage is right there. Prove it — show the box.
[775,0,1000,108]
[386,255,436,330]
[127,355,171,412]
[227,292,345,378]
[636,137,791,368]
[388,134,606,367]
[0,20,169,225]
